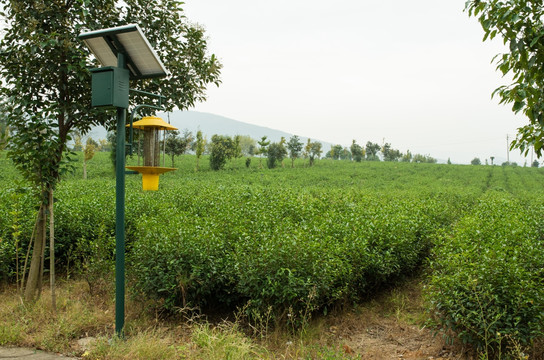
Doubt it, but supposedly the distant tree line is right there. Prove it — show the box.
[73,129,443,171]
[471,156,540,168]
[326,140,437,164]
[207,134,323,170]
[28,127,544,170]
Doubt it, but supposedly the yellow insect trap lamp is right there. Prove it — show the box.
[126,116,177,190]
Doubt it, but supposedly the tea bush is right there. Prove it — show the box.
[130,183,456,319]
[427,190,544,355]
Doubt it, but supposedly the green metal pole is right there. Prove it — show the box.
[115,52,127,337]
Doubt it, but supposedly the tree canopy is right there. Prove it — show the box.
[365,141,381,161]
[465,0,544,156]
[304,139,322,167]
[350,140,364,162]
[287,135,303,167]
[0,0,221,191]
[165,130,192,167]
[0,0,221,301]
[267,142,287,169]
[209,135,239,170]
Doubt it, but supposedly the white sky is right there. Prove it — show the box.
[183,0,532,165]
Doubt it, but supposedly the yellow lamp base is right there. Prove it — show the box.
[142,173,160,191]
[126,166,177,191]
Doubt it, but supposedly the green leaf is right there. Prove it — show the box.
[512,101,524,113]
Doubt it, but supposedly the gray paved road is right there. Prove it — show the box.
[0,347,77,360]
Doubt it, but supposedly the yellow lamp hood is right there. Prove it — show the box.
[130,116,178,130]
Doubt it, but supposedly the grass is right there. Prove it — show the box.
[0,281,112,354]
[0,277,438,359]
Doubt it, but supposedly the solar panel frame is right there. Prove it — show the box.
[79,24,169,80]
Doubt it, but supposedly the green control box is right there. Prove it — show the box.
[90,66,130,108]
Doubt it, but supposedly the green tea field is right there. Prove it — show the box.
[1,152,543,358]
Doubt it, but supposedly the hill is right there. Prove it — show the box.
[87,110,333,152]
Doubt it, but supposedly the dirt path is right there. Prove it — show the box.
[315,280,469,359]
[330,317,459,359]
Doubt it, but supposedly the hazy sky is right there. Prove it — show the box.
[183,0,531,164]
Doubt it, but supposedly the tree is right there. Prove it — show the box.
[165,131,183,167]
[237,135,257,157]
[308,140,323,167]
[256,136,270,168]
[365,141,381,161]
[329,144,343,160]
[267,142,287,169]
[257,136,270,155]
[195,130,206,171]
[382,143,402,162]
[413,154,437,164]
[465,1,544,157]
[287,135,304,167]
[340,147,352,160]
[401,150,412,163]
[303,139,311,162]
[107,131,118,168]
[180,129,194,154]
[413,154,425,163]
[471,157,482,165]
[83,137,97,179]
[97,139,109,152]
[0,0,221,302]
[165,129,192,167]
[350,140,364,162]
[73,135,83,152]
[279,137,287,167]
[233,135,243,159]
[209,135,237,170]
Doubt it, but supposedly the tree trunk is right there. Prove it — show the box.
[37,204,46,299]
[144,128,160,167]
[24,205,46,302]
[163,131,166,167]
[49,189,56,311]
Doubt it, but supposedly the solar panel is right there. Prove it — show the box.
[79,24,168,80]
